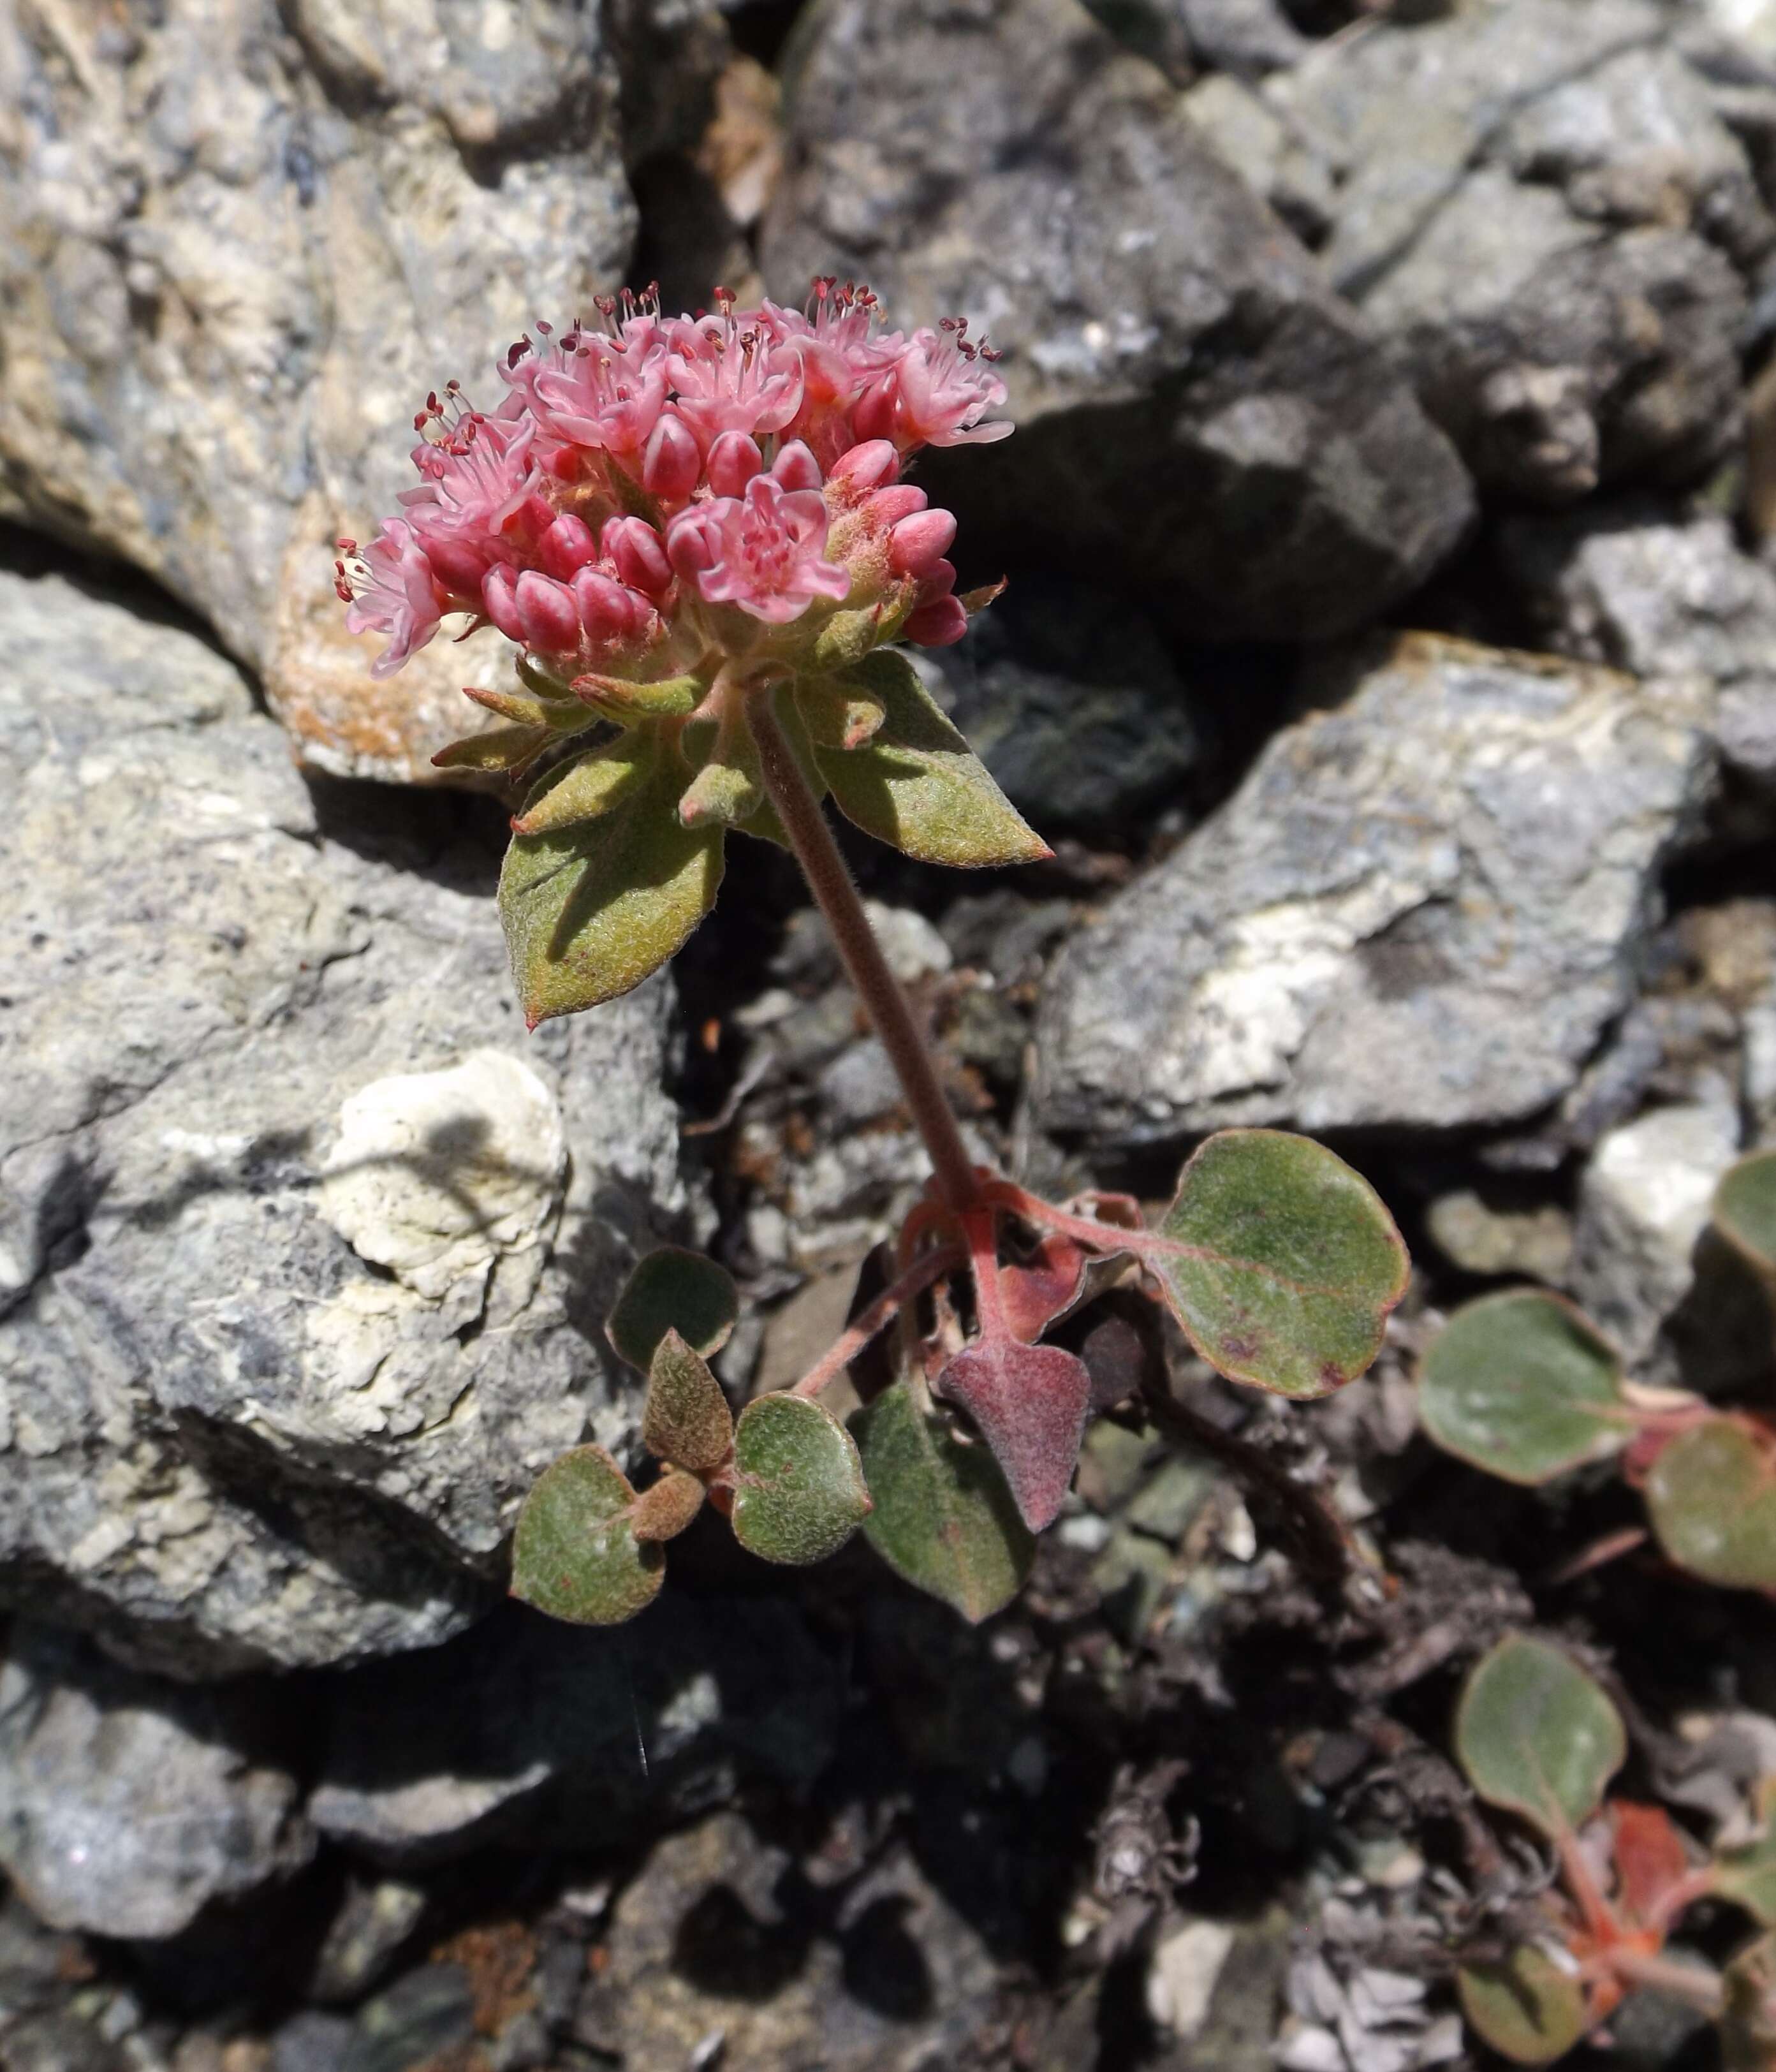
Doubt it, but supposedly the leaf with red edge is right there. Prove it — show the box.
[1644,1414,1776,1592]
[1610,1801,1693,1934]
[1001,1233,1088,1343]
[937,1340,1092,1532]
[630,1467,707,1543]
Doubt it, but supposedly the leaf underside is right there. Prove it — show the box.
[1455,1633,1626,1839]
[1153,1129,1409,1399]
[936,1339,1092,1533]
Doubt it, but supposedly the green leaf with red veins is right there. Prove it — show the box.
[606,1247,740,1372]
[499,746,723,1024]
[510,1446,663,1626]
[1457,1946,1590,2066]
[1152,1130,1408,1399]
[1418,1289,1631,1486]
[643,1330,735,1474]
[1645,1416,1776,1592]
[730,1394,872,1566]
[1455,1635,1626,1839]
[849,1379,1034,1622]
[1716,1149,1776,1285]
[629,1467,707,1544]
[812,650,1050,869]
[1715,1779,1776,1926]
[434,722,557,773]
[936,1340,1092,1533]
[1723,1930,1776,2072]
[510,735,653,837]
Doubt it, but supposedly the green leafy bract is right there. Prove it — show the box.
[1457,1946,1589,2066]
[499,735,723,1025]
[1150,1129,1408,1398]
[1645,1417,1776,1593]
[1455,1634,1626,1838]
[850,1379,1035,1622]
[643,1330,735,1474]
[510,735,651,837]
[1717,1150,1776,1284]
[1418,1289,1630,1485]
[510,1446,662,1625]
[434,722,556,773]
[809,650,1048,869]
[607,1248,740,1372]
[730,1393,871,1566]
[629,1467,707,1543]
[1717,1779,1776,1925]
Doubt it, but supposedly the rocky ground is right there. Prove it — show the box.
[2,0,1776,2066]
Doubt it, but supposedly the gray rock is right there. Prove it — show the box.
[1501,504,1776,790]
[1178,0,1309,78]
[0,0,639,779]
[1279,0,1770,500]
[1032,632,1716,1147]
[920,578,1203,835]
[0,1623,310,1940]
[1425,1192,1574,1283]
[0,568,692,1677]
[308,1876,429,2007]
[310,1598,841,1865]
[761,0,1474,642]
[1570,1094,1744,1365]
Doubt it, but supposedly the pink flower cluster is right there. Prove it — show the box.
[335,281,1008,684]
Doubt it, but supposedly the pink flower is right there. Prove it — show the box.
[499,310,668,459]
[866,321,1011,452]
[335,520,444,677]
[677,473,850,625]
[666,304,804,448]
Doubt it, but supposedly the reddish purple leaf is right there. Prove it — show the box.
[937,1341,1092,1532]
[1000,1233,1087,1344]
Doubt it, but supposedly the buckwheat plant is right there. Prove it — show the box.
[337,281,1408,1626]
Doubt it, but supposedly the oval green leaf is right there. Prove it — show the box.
[510,1445,663,1626]
[1457,1946,1589,2066]
[607,1247,740,1372]
[510,736,652,837]
[1717,1150,1776,1284]
[850,1379,1036,1622]
[811,650,1049,869]
[642,1329,735,1474]
[499,746,724,1025]
[1455,1634,1626,1838]
[1152,1129,1409,1399]
[1645,1416,1776,1593]
[1716,1779,1776,1927]
[730,1393,872,1566]
[1418,1289,1630,1486]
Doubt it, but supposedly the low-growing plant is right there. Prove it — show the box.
[337,280,1409,1625]
[1417,1150,1776,1597]
[1449,1633,1776,2063]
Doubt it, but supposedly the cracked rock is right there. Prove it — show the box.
[0,568,691,1677]
[762,0,1474,641]
[1032,632,1716,1147]
[1279,0,1769,501]
[0,1622,311,1939]
[0,0,635,779]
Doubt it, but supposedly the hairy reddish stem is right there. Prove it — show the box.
[791,1242,965,1399]
[749,682,981,1212]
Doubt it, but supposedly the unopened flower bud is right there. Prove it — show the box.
[538,513,598,578]
[572,566,642,646]
[706,429,765,499]
[828,440,899,501]
[772,440,823,492]
[866,485,928,529]
[602,516,672,598]
[666,506,723,581]
[481,563,525,643]
[888,508,957,577]
[514,569,582,652]
[904,593,968,646]
[642,413,700,503]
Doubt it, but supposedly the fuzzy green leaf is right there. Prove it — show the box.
[1723,1930,1776,2072]
[433,723,555,773]
[1418,1289,1630,1486]
[730,1393,872,1566]
[462,682,590,730]
[607,1247,740,1372]
[1645,1416,1776,1592]
[1717,1779,1776,1926]
[510,735,651,838]
[643,1329,735,1474]
[812,650,1049,869]
[1455,1634,1626,1838]
[629,1467,707,1544]
[795,675,887,751]
[499,745,723,1025]
[849,1379,1034,1622]
[510,1445,663,1626]
[1457,1947,1590,2066]
[1717,1150,1776,1284]
[573,670,704,721]
[1150,1129,1408,1399]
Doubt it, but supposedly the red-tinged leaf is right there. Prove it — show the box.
[630,1467,707,1543]
[1611,1802,1692,1933]
[937,1340,1092,1532]
[1001,1233,1087,1343]
[1645,1414,1776,1592]
[642,1329,735,1473]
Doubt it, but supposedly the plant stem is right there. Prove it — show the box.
[749,683,981,1212]
[792,1242,965,1399]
